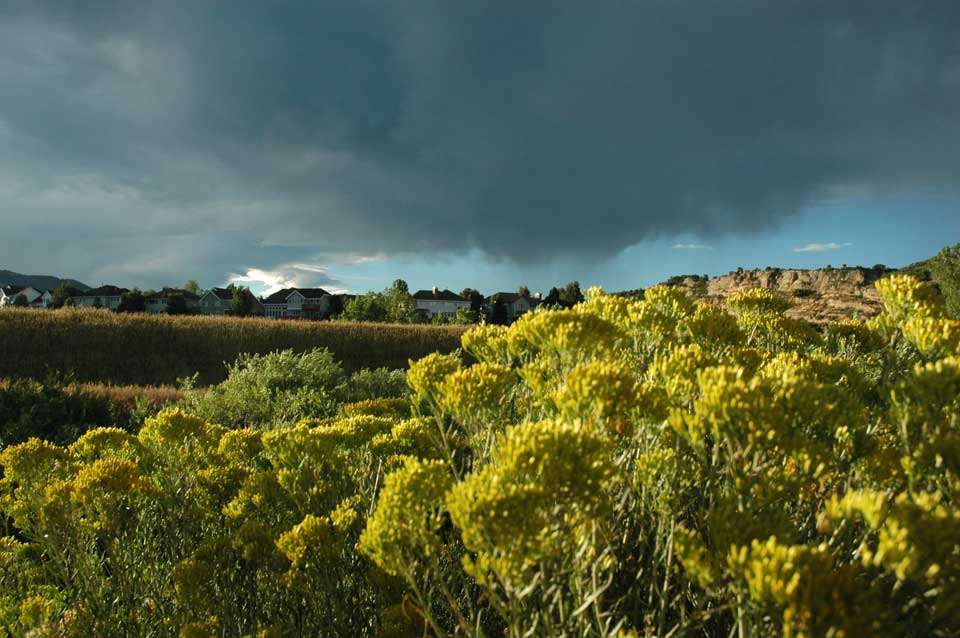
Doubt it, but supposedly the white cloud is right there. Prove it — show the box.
[672,243,712,250]
[792,242,852,253]
[228,264,347,296]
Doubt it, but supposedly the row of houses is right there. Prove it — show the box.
[0,285,54,308]
[1,281,544,323]
[69,286,266,315]
[412,287,541,323]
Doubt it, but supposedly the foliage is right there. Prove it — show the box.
[165,293,190,315]
[50,284,81,309]
[11,295,27,308]
[117,288,145,313]
[229,285,257,317]
[4,278,960,637]
[0,377,188,448]
[0,307,466,385]
[341,283,416,324]
[186,349,411,429]
[930,242,960,319]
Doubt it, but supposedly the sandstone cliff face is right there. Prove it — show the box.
[669,267,888,323]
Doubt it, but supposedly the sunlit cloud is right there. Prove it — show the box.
[228,264,347,296]
[793,242,852,253]
[672,243,713,250]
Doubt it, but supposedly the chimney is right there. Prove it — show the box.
[432,286,438,295]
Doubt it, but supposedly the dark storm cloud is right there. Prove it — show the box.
[1,1,959,284]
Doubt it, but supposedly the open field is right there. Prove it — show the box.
[0,308,467,386]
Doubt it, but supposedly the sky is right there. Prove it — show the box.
[1,2,959,296]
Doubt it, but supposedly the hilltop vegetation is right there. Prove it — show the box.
[647,244,960,324]
[2,276,960,637]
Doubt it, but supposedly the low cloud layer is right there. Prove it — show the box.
[793,242,853,253]
[1,2,959,286]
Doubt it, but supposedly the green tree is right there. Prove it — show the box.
[117,289,145,313]
[341,285,415,323]
[490,299,508,325]
[230,285,256,317]
[518,285,530,298]
[460,288,484,313]
[183,280,200,294]
[12,293,29,307]
[166,294,189,315]
[50,284,80,309]
[930,243,960,318]
[558,281,584,307]
[383,286,415,323]
[340,293,389,322]
[392,279,409,294]
[543,287,561,306]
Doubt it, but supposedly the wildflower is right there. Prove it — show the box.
[644,285,696,320]
[68,427,142,463]
[461,323,512,366]
[439,362,518,432]
[875,274,945,325]
[276,514,338,587]
[677,303,744,349]
[359,458,454,577]
[138,408,225,455]
[901,317,960,360]
[342,397,411,419]
[406,352,462,412]
[648,343,719,405]
[446,420,614,582]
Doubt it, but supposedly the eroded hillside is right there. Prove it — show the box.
[662,266,889,323]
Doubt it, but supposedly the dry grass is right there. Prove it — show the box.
[0,308,467,386]
[72,382,197,408]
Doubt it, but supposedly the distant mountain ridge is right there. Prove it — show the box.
[0,270,90,292]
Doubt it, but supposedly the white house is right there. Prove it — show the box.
[0,285,42,306]
[413,288,471,320]
[485,292,537,323]
[198,287,265,316]
[30,290,54,309]
[144,288,201,314]
[262,288,332,320]
[72,285,128,310]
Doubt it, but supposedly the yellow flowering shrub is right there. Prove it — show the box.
[900,316,960,360]
[446,420,614,584]
[438,362,518,434]
[727,288,793,316]
[4,274,960,638]
[875,274,945,325]
[359,458,453,577]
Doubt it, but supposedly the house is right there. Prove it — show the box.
[0,285,42,306]
[485,292,538,323]
[30,290,54,309]
[413,288,471,320]
[197,287,264,316]
[262,288,333,320]
[72,286,129,310]
[144,288,200,314]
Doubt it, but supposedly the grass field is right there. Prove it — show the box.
[0,308,467,386]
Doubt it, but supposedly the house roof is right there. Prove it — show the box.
[1,285,25,296]
[413,288,466,302]
[262,287,331,304]
[486,292,531,304]
[79,285,129,297]
[144,288,200,301]
[208,287,234,301]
